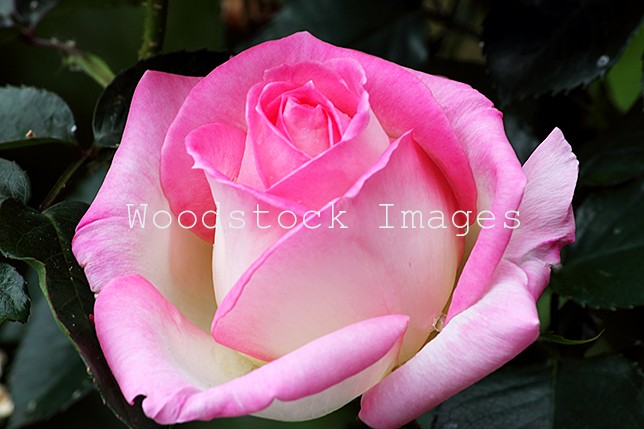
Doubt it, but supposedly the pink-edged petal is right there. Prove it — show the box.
[187,138,309,303]
[359,260,540,429]
[73,71,216,331]
[281,100,331,155]
[410,71,528,321]
[95,275,408,424]
[267,106,389,209]
[185,123,246,182]
[505,128,578,298]
[160,32,477,239]
[247,82,312,187]
[213,133,463,364]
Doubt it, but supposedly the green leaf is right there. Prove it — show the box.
[0,86,76,148]
[552,177,644,308]
[247,0,428,69]
[606,23,644,112]
[424,355,644,429]
[579,106,644,187]
[92,50,229,148]
[0,263,29,323]
[503,111,541,164]
[0,198,163,429]
[7,298,93,429]
[483,0,644,100]
[0,158,30,203]
[62,50,116,88]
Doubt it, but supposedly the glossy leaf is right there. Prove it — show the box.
[0,263,29,323]
[0,86,76,148]
[483,0,644,99]
[0,158,30,203]
[579,107,644,187]
[92,50,229,147]
[7,298,93,429]
[0,198,162,429]
[552,177,644,308]
[425,355,644,429]
[247,0,428,69]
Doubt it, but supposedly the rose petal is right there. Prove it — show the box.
[185,123,247,182]
[359,260,540,429]
[505,128,578,298]
[213,132,463,364]
[267,97,390,210]
[409,72,528,321]
[95,275,408,424]
[73,71,215,331]
[187,137,310,304]
[246,81,313,186]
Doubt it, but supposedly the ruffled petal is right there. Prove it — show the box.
[73,71,216,331]
[505,128,578,298]
[359,261,540,429]
[95,275,408,424]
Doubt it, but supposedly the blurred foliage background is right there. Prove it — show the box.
[0,0,643,428]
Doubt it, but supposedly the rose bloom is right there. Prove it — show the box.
[73,33,577,428]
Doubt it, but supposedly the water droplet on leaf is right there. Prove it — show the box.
[596,55,610,68]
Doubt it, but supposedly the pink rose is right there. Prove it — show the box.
[72,32,577,428]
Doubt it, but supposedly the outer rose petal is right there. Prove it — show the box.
[72,71,215,331]
[409,71,527,321]
[213,133,462,364]
[95,275,408,424]
[359,261,539,429]
[359,129,577,428]
[161,32,477,242]
[505,128,578,298]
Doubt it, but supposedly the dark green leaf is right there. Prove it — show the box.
[552,177,644,308]
[247,0,428,68]
[0,198,163,429]
[0,86,76,148]
[26,391,128,429]
[0,263,29,323]
[7,298,92,429]
[422,363,552,428]
[425,355,644,429]
[92,50,229,147]
[483,0,644,100]
[555,356,644,428]
[579,106,644,187]
[0,158,30,203]
[504,111,541,164]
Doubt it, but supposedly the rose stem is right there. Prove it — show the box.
[138,0,169,60]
